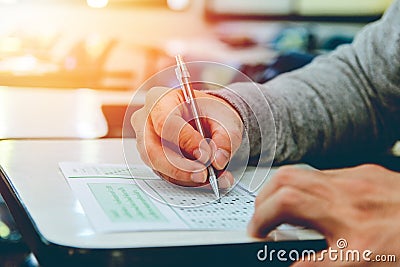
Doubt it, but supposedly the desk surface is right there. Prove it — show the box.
[0,87,139,139]
[0,139,325,266]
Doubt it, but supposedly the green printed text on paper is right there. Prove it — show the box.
[88,183,167,223]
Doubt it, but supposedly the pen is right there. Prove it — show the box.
[174,55,220,198]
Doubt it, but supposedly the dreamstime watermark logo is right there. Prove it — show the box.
[257,238,397,263]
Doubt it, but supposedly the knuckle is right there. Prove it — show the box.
[357,164,385,173]
[271,166,297,186]
[348,176,375,194]
[167,157,193,180]
[277,165,298,175]
[169,167,185,180]
[275,187,299,210]
[168,167,179,179]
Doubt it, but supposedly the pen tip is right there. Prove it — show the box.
[208,173,220,199]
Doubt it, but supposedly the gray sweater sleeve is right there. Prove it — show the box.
[210,0,400,165]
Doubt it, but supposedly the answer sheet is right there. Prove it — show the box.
[59,162,256,233]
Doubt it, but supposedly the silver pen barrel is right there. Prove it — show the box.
[175,55,220,198]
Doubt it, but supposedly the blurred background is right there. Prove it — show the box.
[0,0,395,265]
[0,0,393,91]
[0,0,393,138]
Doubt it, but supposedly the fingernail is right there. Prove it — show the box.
[191,171,207,183]
[218,176,231,189]
[215,149,230,170]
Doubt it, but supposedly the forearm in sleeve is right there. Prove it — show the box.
[210,0,400,165]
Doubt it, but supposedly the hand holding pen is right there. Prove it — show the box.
[131,56,244,195]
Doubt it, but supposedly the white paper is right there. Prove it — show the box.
[59,162,323,242]
[59,162,256,233]
[59,162,158,179]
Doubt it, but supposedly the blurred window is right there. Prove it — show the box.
[206,0,394,22]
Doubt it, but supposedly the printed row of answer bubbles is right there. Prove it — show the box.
[187,217,249,228]
[167,196,254,206]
